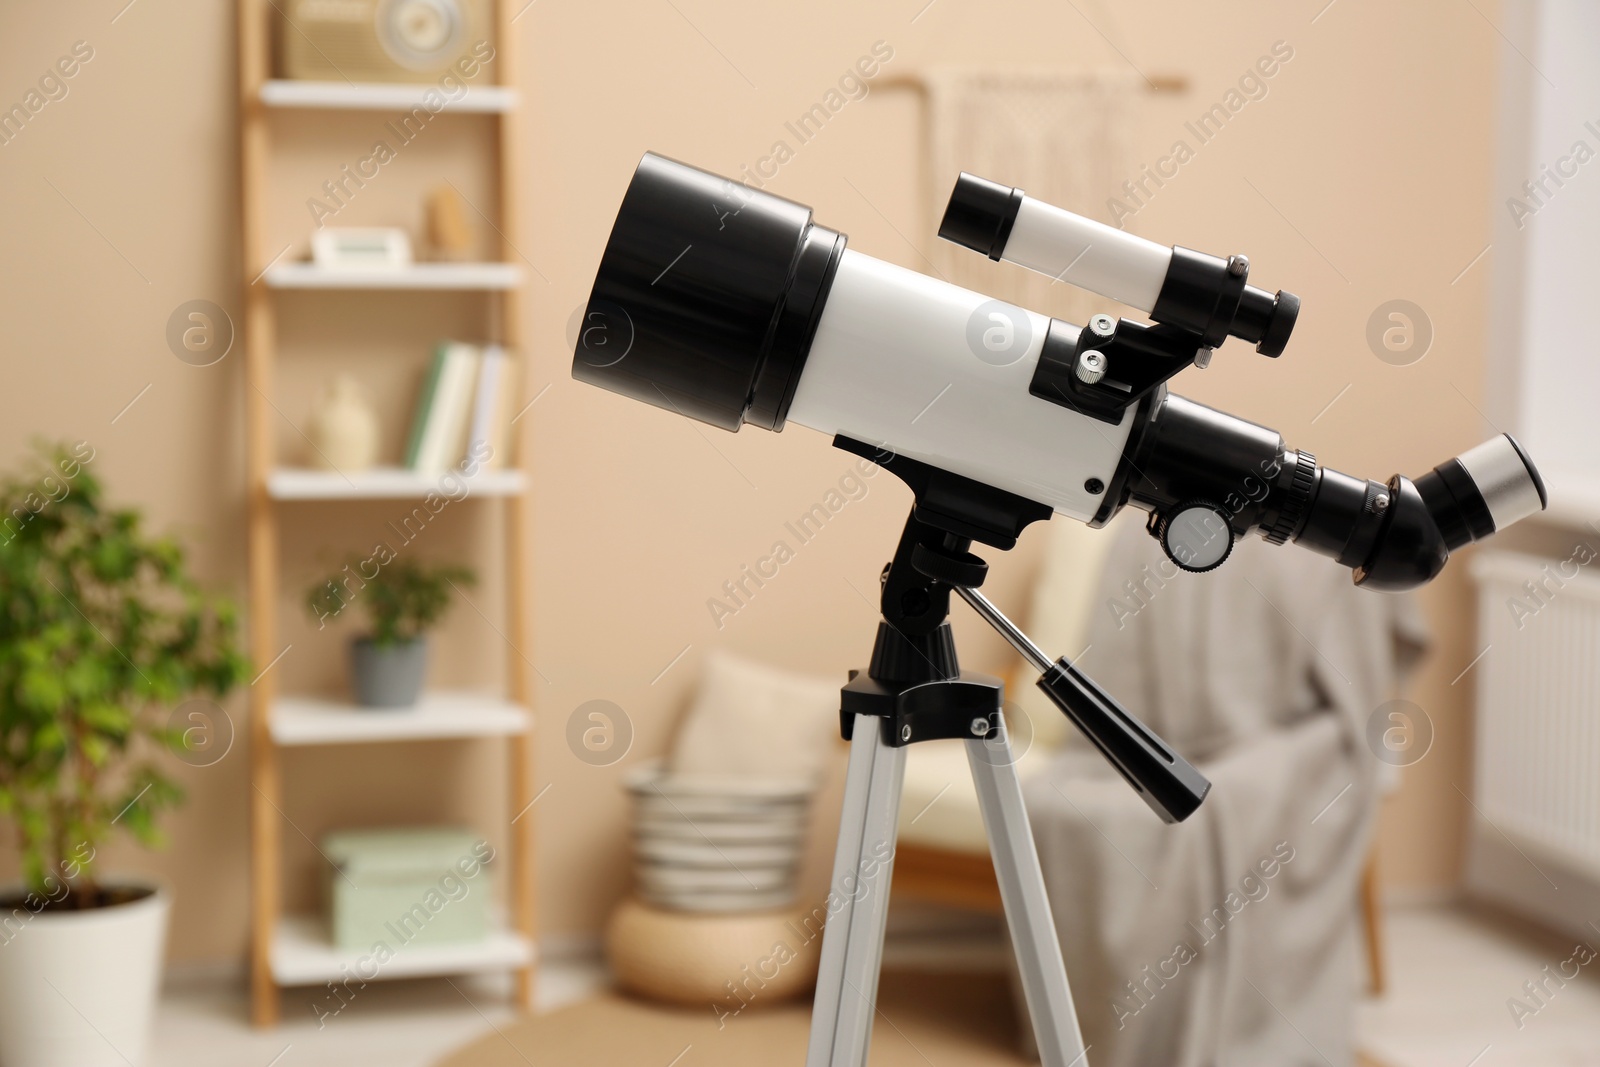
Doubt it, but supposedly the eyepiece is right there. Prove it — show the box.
[937,172,1024,261]
[1451,434,1547,530]
[1295,434,1546,590]
[1230,286,1300,358]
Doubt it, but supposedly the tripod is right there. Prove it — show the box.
[805,439,1211,1067]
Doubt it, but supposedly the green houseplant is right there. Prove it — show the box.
[306,557,475,708]
[0,442,248,1067]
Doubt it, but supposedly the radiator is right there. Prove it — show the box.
[1466,549,1600,935]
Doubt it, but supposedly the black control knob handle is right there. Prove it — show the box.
[954,585,1211,824]
[1037,658,1211,823]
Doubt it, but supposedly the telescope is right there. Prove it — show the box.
[575,154,1544,590]
[571,152,1546,1067]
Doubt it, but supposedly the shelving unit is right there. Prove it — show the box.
[238,0,535,1026]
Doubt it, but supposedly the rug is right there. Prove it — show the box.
[436,970,1394,1066]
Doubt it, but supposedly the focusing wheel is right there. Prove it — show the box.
[1153,502,1234,573]
[1262,450,1318,545]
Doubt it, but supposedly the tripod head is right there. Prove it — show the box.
[835,436,1209,825]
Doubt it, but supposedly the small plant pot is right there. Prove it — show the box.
[350,636,429,708]
[0,883,169,1067]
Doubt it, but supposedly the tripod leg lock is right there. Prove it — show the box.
[839,668,1004,747]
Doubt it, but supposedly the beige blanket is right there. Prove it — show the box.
[1021,523,1428,1066]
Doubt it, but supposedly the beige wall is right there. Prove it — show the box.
[0,0,1503,962]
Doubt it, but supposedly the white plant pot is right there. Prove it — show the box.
[0,885,169,1067]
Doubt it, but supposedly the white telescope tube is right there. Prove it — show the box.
[786,250,1135,522]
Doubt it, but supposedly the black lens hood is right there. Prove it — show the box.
[573,152,845,432]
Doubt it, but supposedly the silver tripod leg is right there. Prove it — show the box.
[968,717,1088,1066]
[805,709,1088,1067]
[806,713,906,1067]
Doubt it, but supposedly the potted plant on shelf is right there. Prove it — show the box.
[306,557,475,709]
[0,444,248,1067]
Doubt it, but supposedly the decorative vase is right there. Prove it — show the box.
[0,884,169,1067]
[426,185,474,261]
[349,635,429,708]
[308,375,380,472]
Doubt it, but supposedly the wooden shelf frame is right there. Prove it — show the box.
[238,0,536,1026]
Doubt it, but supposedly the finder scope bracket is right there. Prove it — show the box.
[1030,316,1211,425]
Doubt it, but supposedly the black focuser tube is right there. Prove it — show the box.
[1037,658,1210,823]
[1117,392,1312,547]
[1118,394,1547,589]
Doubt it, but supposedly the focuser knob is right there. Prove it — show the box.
[1153,501,1234,573]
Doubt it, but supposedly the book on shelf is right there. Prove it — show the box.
[404,342,520,474]
[475,345,519,470]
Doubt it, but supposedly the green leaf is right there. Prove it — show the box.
[79,700,131,736]
[80,734,111,767]
[31,721,66,757]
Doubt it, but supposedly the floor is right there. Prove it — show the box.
[147,904,1600,1067]
[1356,905,1600,1067]
[148,959,607,1067]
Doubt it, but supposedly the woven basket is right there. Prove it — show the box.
[605,897,822,1007]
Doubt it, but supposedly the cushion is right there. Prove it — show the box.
[668,650,841,780]
[1007,511,1128,751]
[897,733,1054,854]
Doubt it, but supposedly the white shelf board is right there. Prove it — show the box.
[271,915,533,986]
[263,262,521,290]
[267,466,524,501]
[260,79,517,113]
[271,691,530,746]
